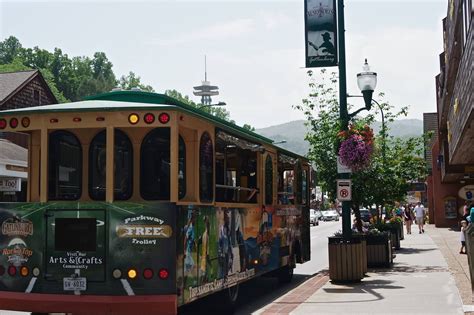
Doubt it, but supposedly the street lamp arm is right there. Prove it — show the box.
[348,106,370,119]
[346,94,370,118]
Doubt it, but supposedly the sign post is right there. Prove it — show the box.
[337,179,352,201]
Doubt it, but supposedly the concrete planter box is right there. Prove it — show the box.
[366,233,392,267]
[328,236,365,282]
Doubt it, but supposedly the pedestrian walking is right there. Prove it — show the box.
[404,205,414,234]
[462,201,471,222]
[414,202,425,233]
[460,220,468,254]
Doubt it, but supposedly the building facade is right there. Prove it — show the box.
[428,0,473,227]
[0,69,57,201]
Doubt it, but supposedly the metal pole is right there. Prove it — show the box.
[372,99,385,166]
[337,0,351,241]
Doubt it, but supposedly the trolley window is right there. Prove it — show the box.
[55,218,96,252]
[215,129,258,203]
[199,132,213,203]
[89,129,133,201]
[141,128,170,200]
[48,130,82,200]
[265,155,273,205]
[277,153,296,205]
[302,168,308,206]
[295,161,303,205]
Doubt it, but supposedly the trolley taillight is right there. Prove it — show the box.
[158,113,170,124]
[8,266,16,276]
[158,268,169,280]
[144,113,155,124]
[9,117,18,128]
[21,117,30,127]
[143,268,154,279]
[127,268,137,279]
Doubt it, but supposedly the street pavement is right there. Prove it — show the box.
[256,223,471,315]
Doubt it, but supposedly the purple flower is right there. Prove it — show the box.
[338,134,373,171]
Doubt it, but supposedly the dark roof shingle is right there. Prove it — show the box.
[0,70,37,103]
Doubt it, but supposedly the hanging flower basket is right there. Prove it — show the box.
[338,124,374,171]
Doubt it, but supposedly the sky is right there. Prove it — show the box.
[0,0,446,129]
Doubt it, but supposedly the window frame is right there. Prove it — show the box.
[140,127,171,201]
[199,131,214,203]
[88,129,133,201]
[48,130,82,201]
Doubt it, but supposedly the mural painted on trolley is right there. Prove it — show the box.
[177,205,303,304]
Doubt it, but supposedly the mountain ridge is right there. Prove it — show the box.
[256,119,424,156]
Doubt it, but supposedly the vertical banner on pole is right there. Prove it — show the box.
[305,0,338,68]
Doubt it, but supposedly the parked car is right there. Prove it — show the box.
[360,208,371,222]
[322,209,340,221]
[310,209,320,226]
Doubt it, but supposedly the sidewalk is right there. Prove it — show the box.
[259,224,472,314]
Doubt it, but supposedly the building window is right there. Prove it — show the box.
[265,155,273,205]
[178,135,186,199]
[89,129,133,201]
[140,128,170,200]
[215,129,258,203]
[199,132,214,203]
[33,90,40,105]
[48,130,82,200]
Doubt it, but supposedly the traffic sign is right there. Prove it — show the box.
[337,179,352,201]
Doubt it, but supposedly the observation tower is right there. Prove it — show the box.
[193,56,219,106]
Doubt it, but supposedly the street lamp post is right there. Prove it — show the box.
[337,0,352,241]
[337,0,378,241]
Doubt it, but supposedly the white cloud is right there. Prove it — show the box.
[149,18,255,47]
[345,26,443,118]
[259,11,293,30]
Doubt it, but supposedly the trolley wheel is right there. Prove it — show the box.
[277,257,295,284]
[215,283,240,313]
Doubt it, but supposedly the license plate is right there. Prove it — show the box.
[63,277,87,291]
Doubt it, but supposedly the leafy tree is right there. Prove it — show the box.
[242,124,255,131]
[119,71,154,92]
[295,69,427,231]
[0,36,22,64]
[165,89,236,124]
[0,36,154,101]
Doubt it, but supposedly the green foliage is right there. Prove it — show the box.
[242,124,255,131]
[165,89,240,126]
[119,71,154,92]
[0,36,154,102]
[295,69,428,221]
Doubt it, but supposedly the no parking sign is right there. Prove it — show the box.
[337,179,352,201]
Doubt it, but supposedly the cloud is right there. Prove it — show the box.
[150,18,255,47]
[345,26,443,118]
[259,11,292,30]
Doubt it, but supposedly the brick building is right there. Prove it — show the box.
[428,0,473,227]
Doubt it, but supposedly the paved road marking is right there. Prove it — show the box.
[261,271,329,315]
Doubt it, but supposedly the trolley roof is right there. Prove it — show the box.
[0,90,307,160]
